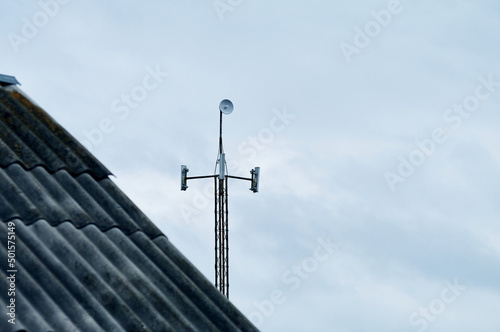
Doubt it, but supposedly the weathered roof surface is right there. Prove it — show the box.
[0,87,111,179]
[0,82,258,332]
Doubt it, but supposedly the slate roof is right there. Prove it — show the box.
[0,80,258,332]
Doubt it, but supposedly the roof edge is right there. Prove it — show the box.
[3,84,42,108]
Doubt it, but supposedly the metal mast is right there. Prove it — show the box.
[181,100,260,299]
[215,109,229,296]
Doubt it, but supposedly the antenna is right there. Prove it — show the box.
[250,167,260,193]
[181,165,189,191]
[180,100,260,299]
[219,99,234,114]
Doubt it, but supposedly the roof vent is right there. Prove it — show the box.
[0,74,20,86]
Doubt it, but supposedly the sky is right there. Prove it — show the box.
[2,0,500,331]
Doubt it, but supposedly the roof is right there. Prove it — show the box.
[0,74,20,86]
[0,80,258,332]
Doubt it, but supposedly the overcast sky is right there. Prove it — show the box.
[3,1,500,331]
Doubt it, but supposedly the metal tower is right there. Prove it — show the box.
[181,100,260,299]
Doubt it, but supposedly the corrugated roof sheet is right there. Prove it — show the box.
[0,83,258,332]
[0,87,111,179]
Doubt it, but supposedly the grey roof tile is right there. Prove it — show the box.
[0,164,162,237]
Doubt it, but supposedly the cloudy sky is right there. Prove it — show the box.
[3,0,500,331]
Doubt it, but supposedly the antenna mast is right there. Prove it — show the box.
[181,100,260,299]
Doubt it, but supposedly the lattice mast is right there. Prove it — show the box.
[181,100,260,299]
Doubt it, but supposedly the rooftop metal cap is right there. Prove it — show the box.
[0,74,20,86]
